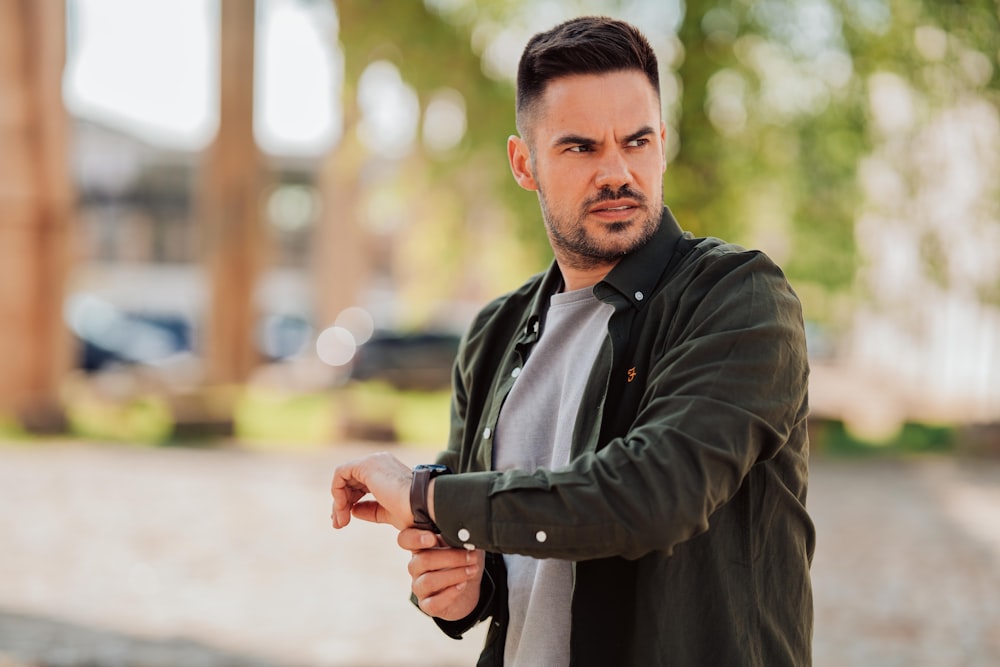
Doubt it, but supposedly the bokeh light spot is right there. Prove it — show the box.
[316,326,357,367]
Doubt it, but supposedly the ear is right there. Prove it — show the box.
[507,135,538,192]
[659,122,668,174]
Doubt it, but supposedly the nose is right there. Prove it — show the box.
[594,147,633,191]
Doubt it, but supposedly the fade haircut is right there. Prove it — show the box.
[515,16,660,136]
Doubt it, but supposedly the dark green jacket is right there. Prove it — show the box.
[432,208,814,666]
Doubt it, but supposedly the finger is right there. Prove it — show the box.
[331,501,349,529]
[417,582,472,618]
[330,462,365,499]
[331,485,368,529]
[330,466,369,529]
[398,528,442,551]
[331,491,358,529]
[412,561,479,602]
[407,546,472,579]
[348,500,385,524]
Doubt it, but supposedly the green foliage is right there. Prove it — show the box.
[65,393,173,445]
[812,418,955,456]
[333,380,452,446]
[55,379,447,448]
[234,387,337,447]
[382,385,452,446]
[785,109,865,296]
[331,0,1000,324]
[0,413,29,440]
[332,0,551,303]
[668,0,867,305]
[232,381,450,447]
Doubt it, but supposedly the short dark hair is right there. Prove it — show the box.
[516,16,660,134]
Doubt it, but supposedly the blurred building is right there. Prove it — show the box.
[66,114,326,377]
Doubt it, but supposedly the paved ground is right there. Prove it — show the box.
[1,441,998,666]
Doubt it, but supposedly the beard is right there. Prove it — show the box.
[539,184,662,271]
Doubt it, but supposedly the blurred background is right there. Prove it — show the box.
[1,0,998,665]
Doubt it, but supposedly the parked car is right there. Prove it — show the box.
[67,295,193,372]
[349,330,460,391]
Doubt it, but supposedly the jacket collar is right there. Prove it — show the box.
[516,258,564,348]
[595,207,684,310]
[517,207,684,347]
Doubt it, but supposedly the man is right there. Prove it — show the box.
[331,16,814,666]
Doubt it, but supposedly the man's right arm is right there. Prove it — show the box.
[428,249,811,562]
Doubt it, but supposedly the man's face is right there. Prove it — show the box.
[509,70,667,272]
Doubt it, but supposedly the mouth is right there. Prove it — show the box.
[590,199,640,217]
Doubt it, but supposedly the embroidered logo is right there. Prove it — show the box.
[626,367,637,383]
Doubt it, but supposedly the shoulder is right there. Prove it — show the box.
[683,236,778,270]
[672,236,791,291]
[660,236,802,327]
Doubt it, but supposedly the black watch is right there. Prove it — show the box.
[410,464,450,533]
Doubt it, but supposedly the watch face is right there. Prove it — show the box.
[415,464,450,474]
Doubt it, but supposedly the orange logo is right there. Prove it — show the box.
[627,367,637,383]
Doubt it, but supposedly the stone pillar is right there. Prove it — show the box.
[200,0,265,385]
[0,0,74,429]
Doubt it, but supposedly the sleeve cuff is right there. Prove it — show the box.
[433,471,497,550]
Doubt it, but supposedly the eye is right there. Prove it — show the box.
[568,144,594,153]
[626,137,649,148]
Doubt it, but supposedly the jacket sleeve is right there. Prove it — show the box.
[432,249,810,561]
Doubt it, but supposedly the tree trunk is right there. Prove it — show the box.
[200,0,265,385]
[0,0,74,430]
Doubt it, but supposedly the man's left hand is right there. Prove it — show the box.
[330,452,414,530]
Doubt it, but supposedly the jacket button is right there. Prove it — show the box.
[634,291,644,301]
[535,530,547,543]
[482,427,492,439]
[511,367,521,378]
[458,528,471,542]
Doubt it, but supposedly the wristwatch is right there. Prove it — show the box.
[410,464,450,532]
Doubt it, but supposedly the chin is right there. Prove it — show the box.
[599,226,654,256]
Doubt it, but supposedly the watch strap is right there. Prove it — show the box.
[410,464,449,532]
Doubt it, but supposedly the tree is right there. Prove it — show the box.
[315,0,541,332]
[322,0,1000,333]
[200,0,266,385]
[0,0,74,429]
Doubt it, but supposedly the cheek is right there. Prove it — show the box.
[559,166,596,193]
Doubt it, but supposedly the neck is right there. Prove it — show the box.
[555,255,620,292]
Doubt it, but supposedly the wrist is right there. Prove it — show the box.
[427,478,436,523]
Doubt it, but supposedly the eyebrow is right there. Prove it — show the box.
[552,125,657,148]
[552,133,595,148]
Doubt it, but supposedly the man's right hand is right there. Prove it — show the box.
[398,528,485,621]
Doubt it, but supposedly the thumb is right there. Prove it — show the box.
[351,500,388,524]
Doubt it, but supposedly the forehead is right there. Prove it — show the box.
[531,70,661,141]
